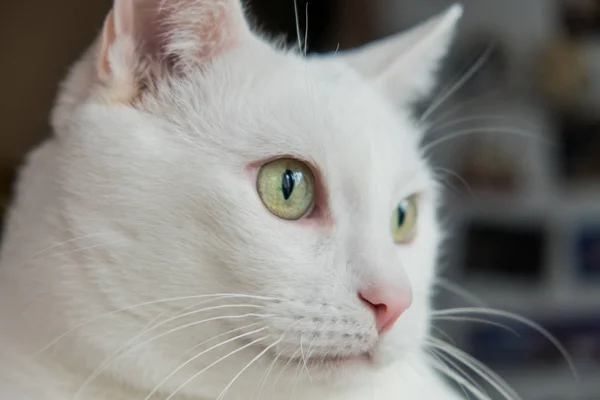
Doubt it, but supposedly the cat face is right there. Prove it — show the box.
[35,0,461,397]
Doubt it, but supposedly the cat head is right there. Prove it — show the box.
[44,0,461,397]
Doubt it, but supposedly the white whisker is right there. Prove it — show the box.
[289,352,306,400]
[428,352,490,400]
[18,233,112,266]
[71,310,167,400]
[428,337,520,400]
[434,278,486,307]
[24,240,127,269]
[293,0,303,53]
[422,127,554,155]
[164,336,270,400]
[427,115,537,136]
[176,322,262,361]
[426,90,502,127]
[269,348,300,398]
[431,346,490,399]
[432,307,578,379]
[303,335,318,385]
[420,43,495,122]
[333,42,340,55]
[433,315,519,336]
[255,346,286,400]
[144,327,267,400]
[304,2,309,56]
[148,304,265,334]
[426,348,475,400]
[430,325,457,346]
[152,296,253,337]
[33,293,279,355]
[216,336,284,400]
[72,313,273,399]
[432,167,475,199]
[299,335,309,382]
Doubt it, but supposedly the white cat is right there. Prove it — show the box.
[0,0,468,399]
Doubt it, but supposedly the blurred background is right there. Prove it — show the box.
[1,0,600,399]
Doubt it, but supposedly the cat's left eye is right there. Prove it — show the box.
[391,195,418,243]
[256,158,316,220]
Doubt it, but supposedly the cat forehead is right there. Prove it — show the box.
[159,47,426,180]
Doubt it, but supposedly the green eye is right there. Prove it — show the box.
[256,158,315,220]
[391,195,418,243]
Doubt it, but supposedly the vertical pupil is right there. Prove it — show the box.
[397,206,406,226]
[282,169,295,200]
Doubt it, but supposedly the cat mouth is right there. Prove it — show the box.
[240,334,375,370]
[305,353,373,368]
[262,344,374,370]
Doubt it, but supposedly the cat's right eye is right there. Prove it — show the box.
[256,158,316,220]
[391,195,418,244]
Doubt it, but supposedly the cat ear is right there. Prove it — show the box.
[97,0,252,90]
[336,4,462,105]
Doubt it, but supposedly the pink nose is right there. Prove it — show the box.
[359,285,412,334]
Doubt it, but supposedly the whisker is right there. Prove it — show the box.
[143,327,267,400]
[434,278,486,307]
[333,42,340,55]
[304,1,309,56]
[289,357,305,400]
[293,0,303,53]
[24,240,127,269]
[299,335,309,383]
[303,335,318,385]
[164,336,269,400]
[425,90,502,127]
[152,296,248,336]
[432,167,475,199]
[427,352,490,400]
[17,233,112,265]
[426,348,475,400]
[431,346,490,398]
[422,127,554,155]
[316,345,330,370]
[255,346,286,400]
[432,316,519,336]
[33,293,280,355]
[71,309,169,400]
[426,115,537,136]
[420,42,495,122]
[269,348,300,398]
[428,337,520,400]
[72,313,273,399]
[432,307,578,379]
[146,304,265,336]
[291,334,318,397]
[215,336,284,400]
[429,325,457,346]
[176,322,262,361]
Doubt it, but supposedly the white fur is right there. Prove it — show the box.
[0,1,464,399]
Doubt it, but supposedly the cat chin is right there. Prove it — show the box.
[246,340,409,389]
[277,356,377,390]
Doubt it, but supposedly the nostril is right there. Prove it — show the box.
[359,286,412,334]
[360,294,388,323]
[359,293,383,314]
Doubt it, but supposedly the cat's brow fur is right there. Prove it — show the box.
[0,1,464,399]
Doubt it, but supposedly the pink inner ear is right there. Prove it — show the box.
[161,0,250,64]
[106,0,251,67]
[194,3,240,60]
[99,10,117,77]
[95,0,252,101]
